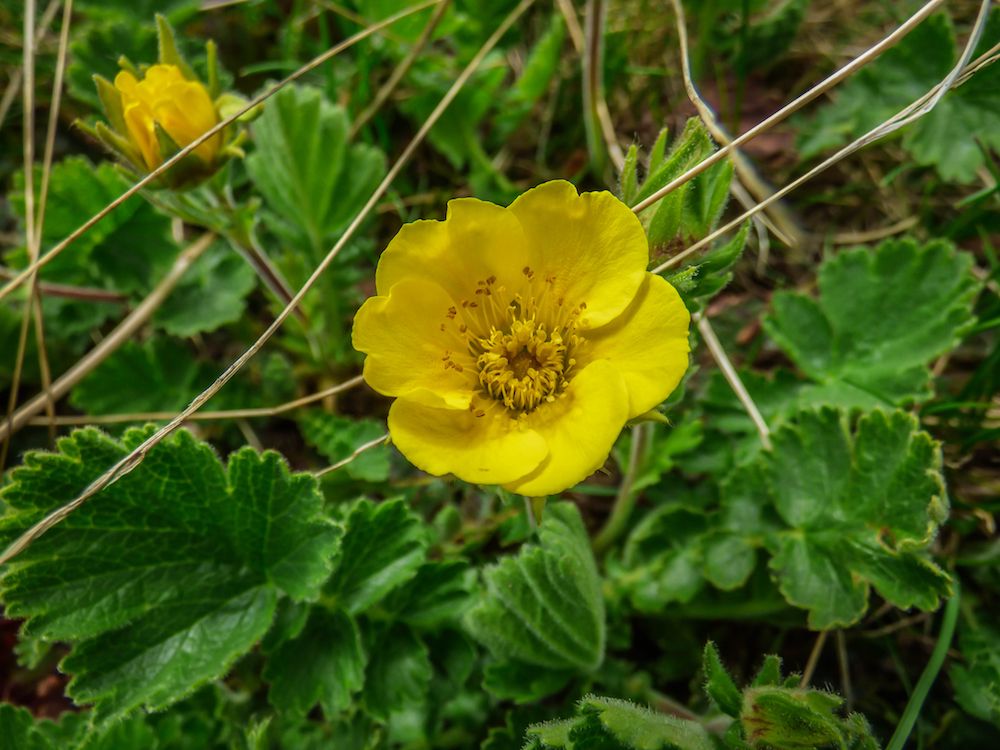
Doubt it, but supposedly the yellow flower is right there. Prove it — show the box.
[353,180,691,496]
[113,64,221,171]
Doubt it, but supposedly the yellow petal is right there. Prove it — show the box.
[122,101,159,170]
[374,197,530,305]
[508,180,649,329]
[153,86,220,163]
[505,360,630,497]
[388,397,547,485]
[353,277,476,410]
[113,70,140,96]
[581,274,691,418]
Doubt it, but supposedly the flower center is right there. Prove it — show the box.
[477,318,569,413]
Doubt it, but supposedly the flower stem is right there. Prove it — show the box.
[593,424,647,554]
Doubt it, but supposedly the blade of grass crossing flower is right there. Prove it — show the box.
[0,0,442,304]
[0,0,537,566]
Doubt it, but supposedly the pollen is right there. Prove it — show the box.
[476,318,572,413]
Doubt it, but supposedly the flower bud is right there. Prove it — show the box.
[113,64,221,171]
[80,15,251,189]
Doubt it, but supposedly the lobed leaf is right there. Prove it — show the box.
[0,427,340,718]
[325,498,429,615]
[525,695,714,750]
[765,238,978,408]
[753,408,952,628]
[246,84,386,258]
[465,503,605,682]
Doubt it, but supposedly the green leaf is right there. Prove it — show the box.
[620,144,640,205]
[363,623,432,721]
[246,84,386,258]
[798,11,1000,183]
[465,502,605,680]
[0,705,159,750]
[951,620,1000,727]
[752,655,783,688]
[325,498,429,615]
[153,239,256,336]
[69,339,206,416]
[525,695,714,750]
[704,642,743,718]
[764,238,978,407]
[615,504,708,610]
[702,533,756,591]
[263,608,366,717]
[382,560,475,628]
[0,428,340,718]
[299,412,391,482]
[753,408,952,628]
[666,222,749,313]
[482,660,575,704]
[0,705,49,750]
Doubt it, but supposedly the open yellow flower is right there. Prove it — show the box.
[114,64,221,170]
[353,180,691,496]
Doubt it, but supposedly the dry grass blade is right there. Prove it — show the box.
[0,0,442,304]
[800,629,830,688]
[0,0,61,134]
[0,268,126,302]
[0,0,537,566]
[0,234,214,444]
[629,0,945,216]
[313,433,390,477]
[555,0,584,53]
[583,0,624,171]
[696,314,772,450]
[25,375,365,427]
[651,0,994,274]
[665,0,800,250]
[2,0,45,470]
[26,0,74,449]
[350,0,452,137]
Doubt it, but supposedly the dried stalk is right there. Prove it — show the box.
[26,375,365,427]
[696,314,772,450]
[350,0,452,137]
[313,433,390,477]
